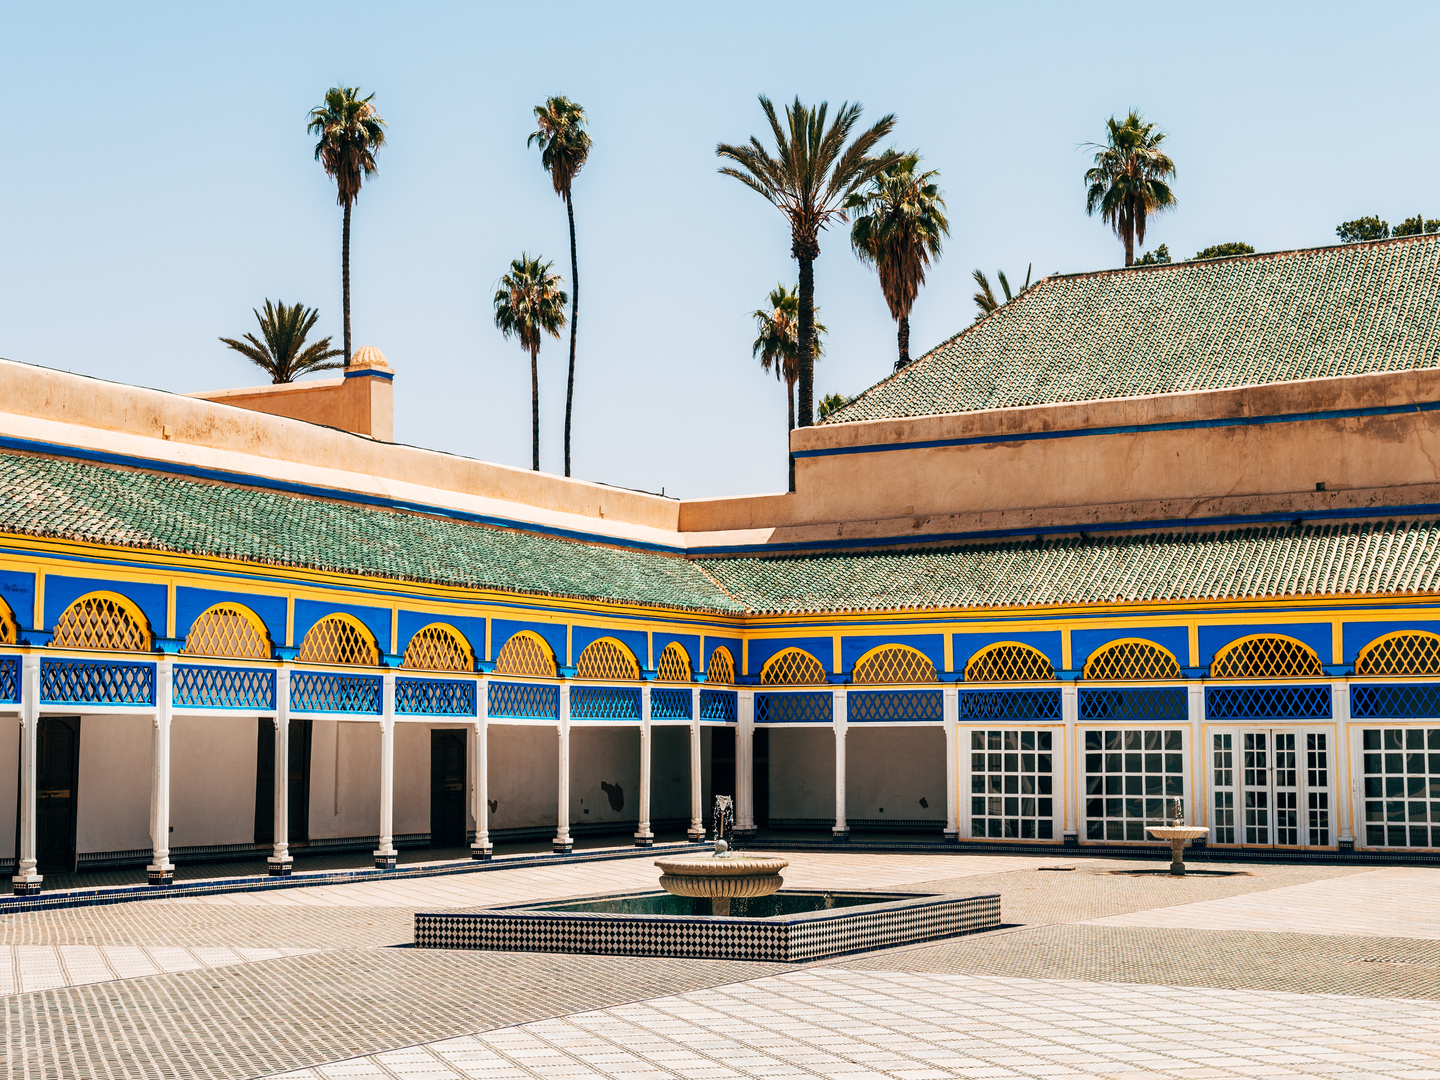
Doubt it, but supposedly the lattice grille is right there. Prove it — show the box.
[1352,683,1440,719]
[756,692,832,723]
[959,689,1062,721]
[0,655,19,704]
[1205,685,1331,720]
[181,605,270,659]
[849,690,943,722]
[51,593,150,652]
[760,648,828,685]
[173,665,276,710]
[402,623,473,672]
[397,676,476,716]
[571,686,641,719]
[852,646,938,684]
[575,638,639,680]
[706,648,735,685]
[656,643,691,682]
[296,615,379,666]
[1210,635,1322,679]
[0,603,15,645]
[1083,639,1182,681]
[488,681,559,719]
[40,658,155,705]
[1079,687,1189,722]
[700,688,737,721]
[493,633,557,678]
[965,644,1054,683]
[290,671,382,713]
[1356,633,1440,676]
[652,688,691,719]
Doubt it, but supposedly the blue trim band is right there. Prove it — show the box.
[344,368,394,380]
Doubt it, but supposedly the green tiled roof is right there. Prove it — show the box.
[697,521,1440,613]
[0,452,744,614]
[828,236,1440,424]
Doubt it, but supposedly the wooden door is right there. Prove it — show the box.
[36,717,80,873]
[430,729,467,847]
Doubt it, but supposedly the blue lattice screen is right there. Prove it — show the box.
[755,692,832,724]
[173,665,276,710]
[0,655,17,704]
[571,686,641,720]
[397,677,476,716]
[40,659,155,706]
[700,688,737,722]
[1205,685,1331,720]
[1079,688,1188,722]
[1351,683,1440,719]
[651,688,691,720]
[959,689,1061,721]
[848,690,943,722]
[489,681,559,720]
[290,672,382,714]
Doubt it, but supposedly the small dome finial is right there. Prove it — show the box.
[350,345,392,372]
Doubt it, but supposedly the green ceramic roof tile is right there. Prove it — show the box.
[827,236,1440,424]
[0,452,744,614]
[696,522,1440,613]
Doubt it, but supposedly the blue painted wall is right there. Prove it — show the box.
[841,633,944,674]
[701,635,743,677]
[1072,626,1189,671]
[1343,620,1440,662]
[293,598,392,655]
[653,632,700,672]
[748,636,834,677]
[1197,623,1332,667]
[0,570,35,629]
[571,624,649,670]
[176,586,287,648]
[954,631,1062,674]
[45,574,167,637]
[396,609,486,663]
[491,618,567,667]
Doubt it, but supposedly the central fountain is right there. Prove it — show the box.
[653,796,787,915]
[1146,798,1208,875]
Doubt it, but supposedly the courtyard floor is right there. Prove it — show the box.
[2,849,1438,1079]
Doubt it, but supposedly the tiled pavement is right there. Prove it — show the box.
[1,850,1437,1078]
[0,943,317,994]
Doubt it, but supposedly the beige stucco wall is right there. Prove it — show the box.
[194,371,393,442]
[171,716,257,848]
[844,728,946,823]
[488,725,558,831]
[308,720,381,840]
[570,727,639,828]
[76,714,153,854]
[0,720,16,860]
[768,728,835,822]
[651,726,692,823]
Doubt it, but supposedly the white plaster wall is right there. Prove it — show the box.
[570,727,639,827]
[308,720,381,840]
[76,714,153,854]
[171,715,257,848]
[488,724,556,830]
[394,722,429,836]
[0,720,16,860]
[845,727,946,822]
[768,728,835,821]
[651,726,691,822]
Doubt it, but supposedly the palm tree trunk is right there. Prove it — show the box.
[786,378,796,493]
[563,190,579,478]
[796,256,815,428]
[897,315,911,369]
[342,198,353,367]
[530,346,541,472]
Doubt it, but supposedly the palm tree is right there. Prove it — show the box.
[971,265,1033,320]
[1083,110,1176,266]
[219,300,342,383]
[844,154,948,370]
[528,97,591,479]
[718,96,896,436]
[752,284,827,422]
[493,255,567,472]
[308,87,386,366]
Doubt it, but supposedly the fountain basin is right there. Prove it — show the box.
[1147,825,1209,875]
[654,853,787,914]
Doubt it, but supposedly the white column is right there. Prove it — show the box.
[833,687,848,838]
[268,667,293,875]
[635,685,654,846]
[471,677,492,860]
[1334,679,1353,847]
[1061,683,1078,844]
[148,657,175,885]
[943,686,960,841]
[688,687,704,840]
[735,689,755,835]
[12,656,42,895]
[554,684,572,853]
[1188,682,1206,832]
[374,672,397,869]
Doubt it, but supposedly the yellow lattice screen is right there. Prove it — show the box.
[1354,632,1440,676]
[656,643,691,682]
[965,643,1055,682]
[1210,635,1323,679]
[402,623,474,671]
[181,604,271,659]
[706,647,735,685]
[51,593,151,652]
[852,646,938,684]
[494,632,557,678]
[0,602,15,645]
[1083,639,1182,680]
[760,648,828,685]
[575,638,639,680]
[296,614,379,666]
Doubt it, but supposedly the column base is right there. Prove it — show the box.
[11,876,42,896]
[374,850,397,871]
[147,865,174,886]
[552,837,574,855]
[1063,832,1079,848]
[470,843,493,862]
[831,826,850,840]
[1339,838,1355,853]
[633,831,655,848]
[266,857,294,877]
[687,825,706,842]
[732,828,757,839]
[943,829,960,843]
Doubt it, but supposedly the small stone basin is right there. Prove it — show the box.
[654,852,788,916]
[1147,825,1209,875]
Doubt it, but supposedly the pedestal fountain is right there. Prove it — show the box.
[1146,799,1207,875]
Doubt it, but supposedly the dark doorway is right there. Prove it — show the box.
[254,719,312,846]
[430,728,467,847]
[710,725,736,806]
[753,727,770,830]
[36,717,80,873]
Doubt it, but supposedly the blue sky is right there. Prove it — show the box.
[2,2,1437,498]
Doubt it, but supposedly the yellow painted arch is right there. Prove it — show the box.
[402,622,475,672]
[1354,630,1440,676]
[296,612,380,666]
[964,641,1055,682]
[493,629,558,678]
[760,647,829,685]
[51,590,153,652]
[181,602,273,659]
[1082,637,1182,680]
[1209,634,1323,679]
[851,644,939,683]
[574,636,641,680]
